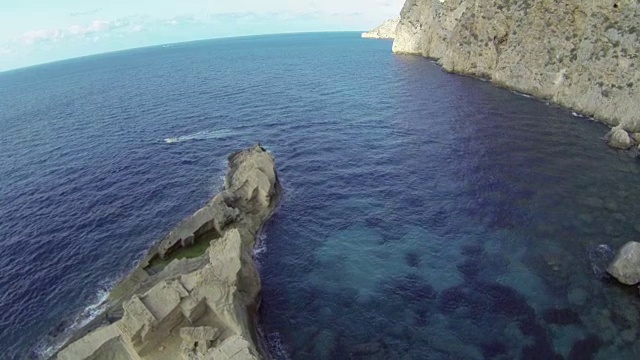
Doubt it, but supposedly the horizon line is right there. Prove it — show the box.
[0,30,366,74]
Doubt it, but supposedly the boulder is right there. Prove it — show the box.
[607,242,640,285]
[606,126,634,150]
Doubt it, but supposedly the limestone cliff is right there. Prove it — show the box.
[362,18,400,39]
[393,0,640,135]
[55,145,281,360]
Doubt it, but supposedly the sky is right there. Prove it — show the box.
[0,0,404,71]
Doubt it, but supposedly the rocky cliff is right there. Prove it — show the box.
[393,0,640,142]
[362,18,400,39]
[55,145,281,360]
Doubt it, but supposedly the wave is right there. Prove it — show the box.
[163,128,235,144]
[588,244,615,279]
[31,280,115,359]
[263,332,292,360]
[253,232,268,258]
[571,111,597,122]
[511,90,532,98]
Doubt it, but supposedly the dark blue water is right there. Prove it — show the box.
[1,33,640,360]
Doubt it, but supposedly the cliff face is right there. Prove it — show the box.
[393,0,640,132]
[56,145,280,360]
[362,18,400,39]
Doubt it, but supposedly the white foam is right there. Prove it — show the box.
[163,129,234,144]
[33,280,116,359]
[264,332,292,360]
[512,90,532,98]
[253,232,268,258]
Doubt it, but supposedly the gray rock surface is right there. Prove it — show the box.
[607,241,640,285]
[56,145,280,360]
[606,126,635,149]
[362,18,400,39]
[393,0,640,133]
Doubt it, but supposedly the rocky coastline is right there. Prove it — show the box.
[361,18,400,39]
[391,0,640,149]
[54,145,281,360]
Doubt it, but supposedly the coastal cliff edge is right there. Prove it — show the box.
[54,144,281,360]
[392,0,640,145]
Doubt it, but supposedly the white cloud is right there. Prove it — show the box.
[67,20,111,36]
[69,8,103,17]
[13,18,146,47]
[19,29,65,45]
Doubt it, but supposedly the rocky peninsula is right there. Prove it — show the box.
[361,18,400,39]
[391,0,640,149]
[54,145,281,360]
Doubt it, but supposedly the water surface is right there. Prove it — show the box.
[0,32,639,359]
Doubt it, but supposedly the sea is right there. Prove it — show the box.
[1,32,640,360]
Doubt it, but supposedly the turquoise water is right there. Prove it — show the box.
[0,33,639,359]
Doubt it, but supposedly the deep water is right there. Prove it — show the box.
[1,33,640,359]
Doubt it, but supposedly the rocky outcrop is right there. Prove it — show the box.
[607,241,640,285]
[605,126,635,149]
[393,0,640,135]
[362,18,400,39]
[55,145,280,360]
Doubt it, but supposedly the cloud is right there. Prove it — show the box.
[67,20,111,36]
[19,29,65,45]
[13,17,148,47]
[69,8,103,17]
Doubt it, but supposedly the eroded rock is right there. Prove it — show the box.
[362,18,400,39]
[607,241,640,285]
[56,145,280,360]
[392,0,640,134]
[606,126,634,150]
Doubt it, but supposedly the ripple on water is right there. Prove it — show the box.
[1,33,640,359]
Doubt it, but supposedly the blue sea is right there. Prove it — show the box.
[1,32,640,359]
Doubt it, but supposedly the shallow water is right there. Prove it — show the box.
[0,33,639,359]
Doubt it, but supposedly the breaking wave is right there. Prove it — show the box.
[164,129,234,144]
[264,332,292,360]
[31,281,115,359]
[254,232,268,259]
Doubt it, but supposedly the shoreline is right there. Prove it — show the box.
[391,0,640,150]
[53,144,281,360]
[399,53,638,144]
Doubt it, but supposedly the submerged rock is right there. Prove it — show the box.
[607,241,640,285]
[567,287,588,307]
[480,341,508,359]
[568,335,602,360]
[350,341,382,356]
[542,308,582,326]
[605,126,634,150]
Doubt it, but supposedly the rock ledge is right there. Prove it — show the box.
[55,145,281,360]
